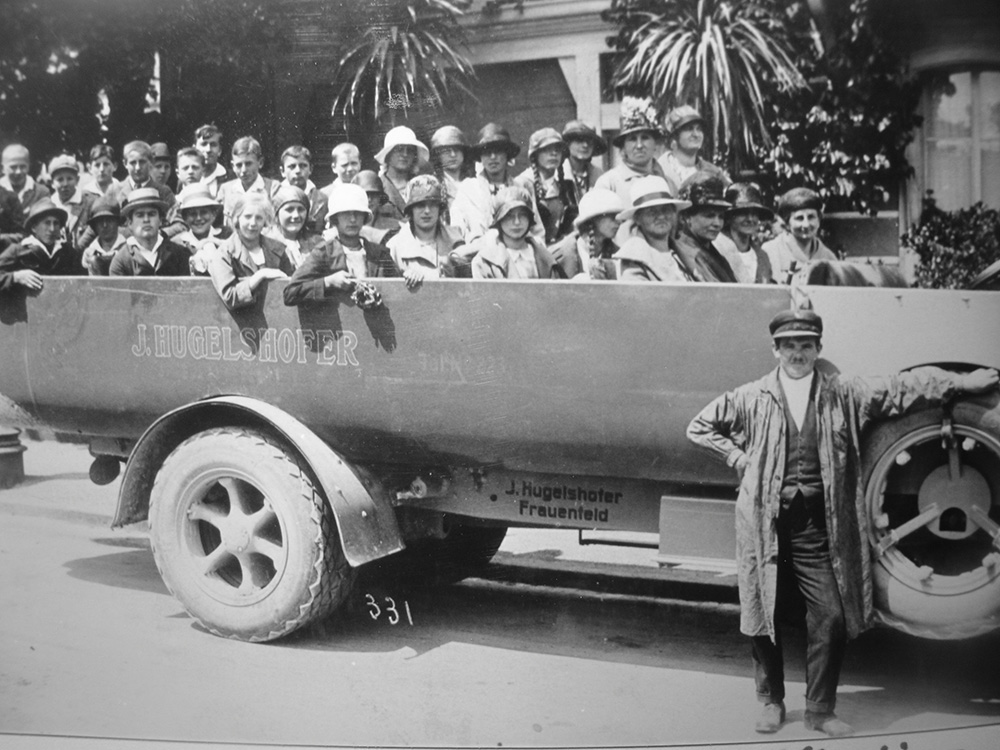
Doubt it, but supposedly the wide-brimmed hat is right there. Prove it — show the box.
[177,183,221,212]
[561,120,607,156]
[404,174,444,213]
[769,309,823,339]
[272,185,310,215]
[679,172,731,212]
[613,96,662,148]
[375,126,429,166]
[776,187,823,220]
[724,183,774,221]
[87,196,121,227]
[47,154,79,176]
[25,198,68,230]
[665,105,705,137]
[472,123,521,160]
[491,185,534,227]
[326,182,373,221]
[150,142,171,161]
[122,187,167,219]
[527,128,567,161]
[430,125,469,153]
[574,188,624,229]
[617,176,690,221]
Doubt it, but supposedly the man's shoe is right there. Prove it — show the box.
[804,712,853,737]
[755,702,785,733]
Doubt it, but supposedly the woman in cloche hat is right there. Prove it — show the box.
[714,182,775,284]
[429,125,474,222]
[515,127,579,245]
[548,188,624,280]
[387,174,465,286]
[469,185,564,280]
[376,126,429,222]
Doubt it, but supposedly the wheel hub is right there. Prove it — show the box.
[917,464,991,540]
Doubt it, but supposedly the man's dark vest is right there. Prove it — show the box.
[779,384,823,502]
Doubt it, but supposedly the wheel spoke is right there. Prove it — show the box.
[236,555,268,594]
[250,537,284,564]
[199,545,231,577]
[218,477,253,518]
[877,502,943,556]
[187,502,226,528]
[967,505,1000,553]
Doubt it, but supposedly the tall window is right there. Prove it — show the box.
[924,70,1000,210]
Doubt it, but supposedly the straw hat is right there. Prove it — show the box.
[177,183,221,212]
[616,176,690,221]
[574,188,624,229]
[122,187,167,220]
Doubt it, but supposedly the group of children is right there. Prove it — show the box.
[0,99,838,302]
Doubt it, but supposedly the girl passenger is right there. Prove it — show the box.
[548,188,623,280]
[207,192,290,310]
[387,175,465,287]
[469,186,564,280]
[516,127,578,244]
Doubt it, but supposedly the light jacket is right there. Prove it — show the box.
[613,235,691,283]
[469,230,564,280]
[686,366,964,641]
[208,234,292,309]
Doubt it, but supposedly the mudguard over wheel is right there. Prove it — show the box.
[148,427,355,642]
[863,394,1000,639]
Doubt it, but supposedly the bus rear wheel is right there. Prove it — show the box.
[863,394,1000,639]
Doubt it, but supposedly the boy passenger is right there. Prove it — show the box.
[150,143,172,187]
[321,143,361,198]
[175,147,205,192]
[195,124,228,198]
[109,188,190,276]
[81,198,126,276]
[278,145,328,234]
[82,144,120,198]
[0,199,82,292]
[217,136,278,227]
[173,183,231,273]
[351,170,401,245]
[1,144,51,221]
[48,154,96,248]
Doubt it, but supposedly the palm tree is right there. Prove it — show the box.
[331,0,476,124]
[609,0,806,168]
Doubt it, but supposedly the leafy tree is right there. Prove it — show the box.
[603,0,806,170]
[759,0,924,215]
[903,194,1000,289]
[330,0,476,125]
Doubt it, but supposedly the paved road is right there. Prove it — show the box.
[1,439,999,749]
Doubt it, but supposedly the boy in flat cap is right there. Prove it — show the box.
[687,309,998,738]
[0,199,83,292]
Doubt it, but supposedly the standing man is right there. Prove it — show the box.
[195,124,228,199]
[1,144,51,222]
[686,309,999,738]
[658,105,729,196]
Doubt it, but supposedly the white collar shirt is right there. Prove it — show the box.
[778,368,815,431]
[127,234,164,269]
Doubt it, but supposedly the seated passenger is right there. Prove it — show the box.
[217,136,278,227]
[593,97,666,200]
[713,183,774,284]
[47,154,96,250]
[763,186,837,284]
[108,188,191,276]
[613,176,692,282]
[673,172,738,283]
[0,183,23,251]
[104,141,184,242]
[174,147,206,193]
[320,142,361,198]
[387,175,465,287]
[561,119,606,201]
[344,171,401,245]
[376,126,428,222]
[549,188,623,280]
[451,123,543,244]
[264,185,322,269]
[429,125,473,222]
[278,145,328,235]
[516,128,578,244]
[1,144,51,223]
[81,144,121,199]
[81,197,126,276]
[0,199,83,292]
[173,184,231,273]
[470,186,565,280]
[150,143,173,189]
[208,192,291,310]
[284,183,400,307]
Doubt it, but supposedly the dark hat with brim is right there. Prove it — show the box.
[122,187,167,219]
[25,198,68,230]
[87,197,121,227]
[680,172,731,212]
[770,309,823,339]
[473,123,521,160]
[562,120,607,156]
[613,97,662,148]
[724,183,774,221]
[527,128,567,161]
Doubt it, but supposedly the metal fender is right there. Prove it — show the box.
[112,395,403,567]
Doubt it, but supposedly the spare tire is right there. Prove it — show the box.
[862,392,1000,639]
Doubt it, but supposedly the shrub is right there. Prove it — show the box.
[903,193,1000,289]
